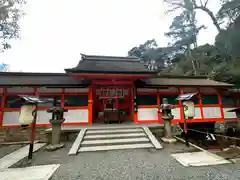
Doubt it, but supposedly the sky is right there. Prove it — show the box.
[0,0,221,72]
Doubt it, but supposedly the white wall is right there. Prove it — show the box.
[223,108,237,119]
[37,109,89,124]
[137,107,182,121]
[37,110,52,124]
[3,111,20,125]
[36,109,89,124]
[64,109,88,123]
[137,108,158,121]
[172,107,181,119]
[3,109,89,125]
[203,107,221,118]
[3,110,49,125]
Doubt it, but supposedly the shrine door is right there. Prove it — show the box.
[93,86,132,123]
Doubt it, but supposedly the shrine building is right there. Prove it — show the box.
[0,54,238,128]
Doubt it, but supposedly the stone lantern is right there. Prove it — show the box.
[159,98,176,143]
[45,107,68,151]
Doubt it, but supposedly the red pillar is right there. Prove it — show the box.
[198,88,204,120]
[0,87,6,127]
[88,86,93,124]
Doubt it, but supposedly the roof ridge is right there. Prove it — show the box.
[81,54,138,59]
[0,72,68,76]
[81,54,140,62]
[155,75,208,79]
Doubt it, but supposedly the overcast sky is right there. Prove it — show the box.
[0,0,221,72]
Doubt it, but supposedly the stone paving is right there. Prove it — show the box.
[0,143,46,170]
[11,142,240,180]
[0,144,25,159]
[0,164,60,180]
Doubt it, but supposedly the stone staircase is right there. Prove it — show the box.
[69,126,162,154]
[0,131,5,142]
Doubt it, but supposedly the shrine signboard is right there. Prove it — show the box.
[96,87,129,98]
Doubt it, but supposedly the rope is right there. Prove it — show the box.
[177,127,240,161]
[187,128,240,141]
[177,124,240,140]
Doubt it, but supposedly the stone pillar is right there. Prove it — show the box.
[50,119,65,145]
[45,106,67,151]
[164,119,172,138]
[45,119,65,151]
[161,117,176,143]
[160,98,176,143]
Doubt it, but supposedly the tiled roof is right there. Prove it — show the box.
[141,77,233,87]
[0,72,233,87]
[0,72,89,86]
[65,54,156,74]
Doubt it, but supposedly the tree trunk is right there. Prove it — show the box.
[187,44,197,75]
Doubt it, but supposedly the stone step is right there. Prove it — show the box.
[78,143,154,152]
[86,125,141,130]
[84,133,146,140]
[68,128,87,155]
[81,137,150,146]
[86,128,143,135]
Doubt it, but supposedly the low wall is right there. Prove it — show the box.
[0,126,48,143]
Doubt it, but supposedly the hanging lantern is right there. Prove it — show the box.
[18,104,37,127]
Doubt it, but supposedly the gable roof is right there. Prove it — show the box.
[65,54,157,74]
[0,72,233,88]
[0,72,90,87]
[138,77,233,87]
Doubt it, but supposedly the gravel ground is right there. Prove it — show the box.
[11,141,240,180]
[214,147,240,159]
[0,144,25,159]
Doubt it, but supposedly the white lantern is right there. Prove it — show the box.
[19,104,37,126]
[183,101,195,119]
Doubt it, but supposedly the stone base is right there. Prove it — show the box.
[45,144,65,151]
[0,126,47,143]
[161,137,177,143]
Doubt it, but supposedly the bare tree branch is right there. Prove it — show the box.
[204,0,209,7]
[194,5,221,32]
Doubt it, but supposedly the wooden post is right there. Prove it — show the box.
[28,103,38,160]
[182,104,189,147]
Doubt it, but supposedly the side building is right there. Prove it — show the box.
[0,55,237,132]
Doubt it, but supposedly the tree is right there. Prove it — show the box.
[215,1,240,58]
[128,0,240,84]
[164,0,239,32]
[163,0,240,77]
[128,39,168,70]
[164,0,207,75]
[159,44,223,76]
[217,0,240,26]
[0,0,25,52]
